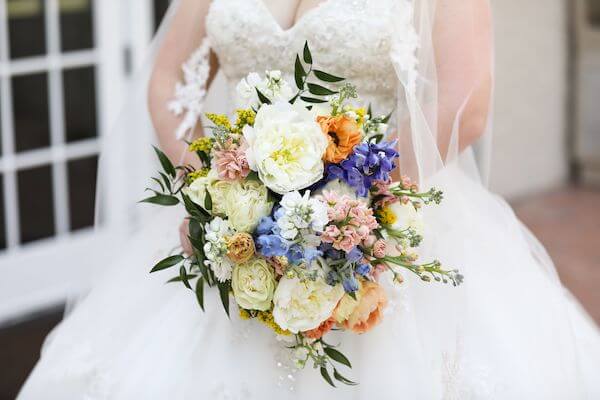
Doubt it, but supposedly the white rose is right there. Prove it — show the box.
[182,169,219,209]
[273,277,344,334]
[222,180,273,233]
[232,258,276,311]
[243,102,328,194]
[388,201,424,236]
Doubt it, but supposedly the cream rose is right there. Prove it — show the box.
[243,101,328,194]
[182,169,218,209]
[222,180,272,232]
[273,277,344,334]
[231,258,276,311]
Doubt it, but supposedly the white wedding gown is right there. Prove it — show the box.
[19,0,600,399]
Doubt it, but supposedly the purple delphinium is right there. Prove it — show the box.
[327,141,399,197]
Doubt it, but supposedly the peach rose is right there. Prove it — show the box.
[343,281,387,334]
[304,317,336,340]
[318,115,362,163]
[227,232,256,263]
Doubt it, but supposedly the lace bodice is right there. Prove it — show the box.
[205,0,414,113]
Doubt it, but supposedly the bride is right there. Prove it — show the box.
[18,0,600,398]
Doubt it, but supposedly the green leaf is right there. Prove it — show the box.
[204,189,213,211]
[180,265,192,290]
[333,369,358,386]
[300,96,329,104]
[167,273,197,283]
[159,172,172,193]
[320,367,336,388]
[367,103,373,119]
[313,69,345,83]
[150,255,184,273]
[151,177,165,192]
[140,194,179,206]
[303,41,313,64]
[256,88,272,105]
[324,347,352,368]
[153,146,176,177]
[294,55,306,89]
[195,277,205,311]
[217,281,231,317]
[382,110,393,124]
[307,83,338,96]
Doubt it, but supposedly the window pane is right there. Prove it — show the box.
[0,175,5,250]
[60,0,94,51]
[12,73,50,153]
[18,165,55,244]
[67,155,97,231]
[63,67,97,142]
[154,0,171,32]
[8,0,46,59]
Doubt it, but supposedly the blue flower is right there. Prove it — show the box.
[256,234,288,257]
[356,263,372,277]
[347,247,363,263]
[286,244,305,265]
[327,141,399,197]
[319,243,344,261]
[342,276,360,293]
[256,216,275,236]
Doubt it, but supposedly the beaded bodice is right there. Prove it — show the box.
[205,0,415,112]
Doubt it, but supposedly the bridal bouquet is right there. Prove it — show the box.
[143,42,463,387]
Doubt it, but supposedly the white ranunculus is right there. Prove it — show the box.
[235,70,294,109]
[222,180,273,233]
[388,201,424,236]
[243,102,328,194]
[273,277,344,334]
[182,169,219,209]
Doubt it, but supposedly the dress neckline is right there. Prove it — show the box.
[254,0,333,34]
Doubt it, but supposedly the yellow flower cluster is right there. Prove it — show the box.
[186,168,209,184]
[355,107,367,126]
[257,311,292,336]
[377,206,397,226]
[239,308,252,320]
[205,113,232,130]
[234,109,256,132]
[188,137,213,153]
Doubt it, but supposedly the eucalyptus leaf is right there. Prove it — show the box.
[140,194,179,206]
[303,41,313,64]
[313,69,345,83]
[294,55,306,89]
[300,96,329,104]
[307,83,338,96]
[153,146,176,177]
[320,367,336,388]
[195,277,205,311]
[324,347,352,368]
[150,255,184,273]
[256,88,272,105]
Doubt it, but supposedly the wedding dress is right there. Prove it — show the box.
[19,0,600,399]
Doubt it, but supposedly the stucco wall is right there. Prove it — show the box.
[489,0,569,198]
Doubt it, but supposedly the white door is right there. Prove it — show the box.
[0,0,137,323]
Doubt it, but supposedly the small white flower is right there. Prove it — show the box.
[276,191,329,241]
[235,70,294,109]
[203,217,234,282]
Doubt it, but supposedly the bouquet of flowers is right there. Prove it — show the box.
[142,42,463,387]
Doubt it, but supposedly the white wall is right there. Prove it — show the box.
[489,0,569,198]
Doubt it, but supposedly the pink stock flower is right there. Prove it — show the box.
[373,239,387,258]
[213,142,250,181]
[372,179,398,208]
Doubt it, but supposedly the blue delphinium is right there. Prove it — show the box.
[327,141,399,197]
[256,234,288,257]
[355,263,372,277]
[342,276,360,293]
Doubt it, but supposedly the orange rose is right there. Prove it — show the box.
[318,115,362,163]
[343,281,387,334]
[304,317,336,340]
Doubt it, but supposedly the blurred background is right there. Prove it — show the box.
[0,0,598,397]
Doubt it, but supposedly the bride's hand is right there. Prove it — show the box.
[179,220,194,256]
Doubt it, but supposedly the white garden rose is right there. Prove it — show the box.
[221,180,272,233]
[388,201,424,236]
[182,169,218,209]
[232,258,276,311]
[243,101,328,194]
[273,277,344,334]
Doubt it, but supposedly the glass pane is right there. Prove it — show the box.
[67,155,98,231]
[8,0,46,59]
[17,165,55,244]
[154,0,171,32]
[0,175,6,250]
[60,0,94,51]
[12,73,50,153]
[63,67,97,142]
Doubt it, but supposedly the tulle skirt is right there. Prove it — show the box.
[18,165,600,399]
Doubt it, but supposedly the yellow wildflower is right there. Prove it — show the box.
[234,109,256,132]
[186,168,210,184]
[257,311,292,336]
[239,308,252,320]
[189,137,213,153]
[205,113,232,130]
[377,206,397,226]
[355,107,367,126]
